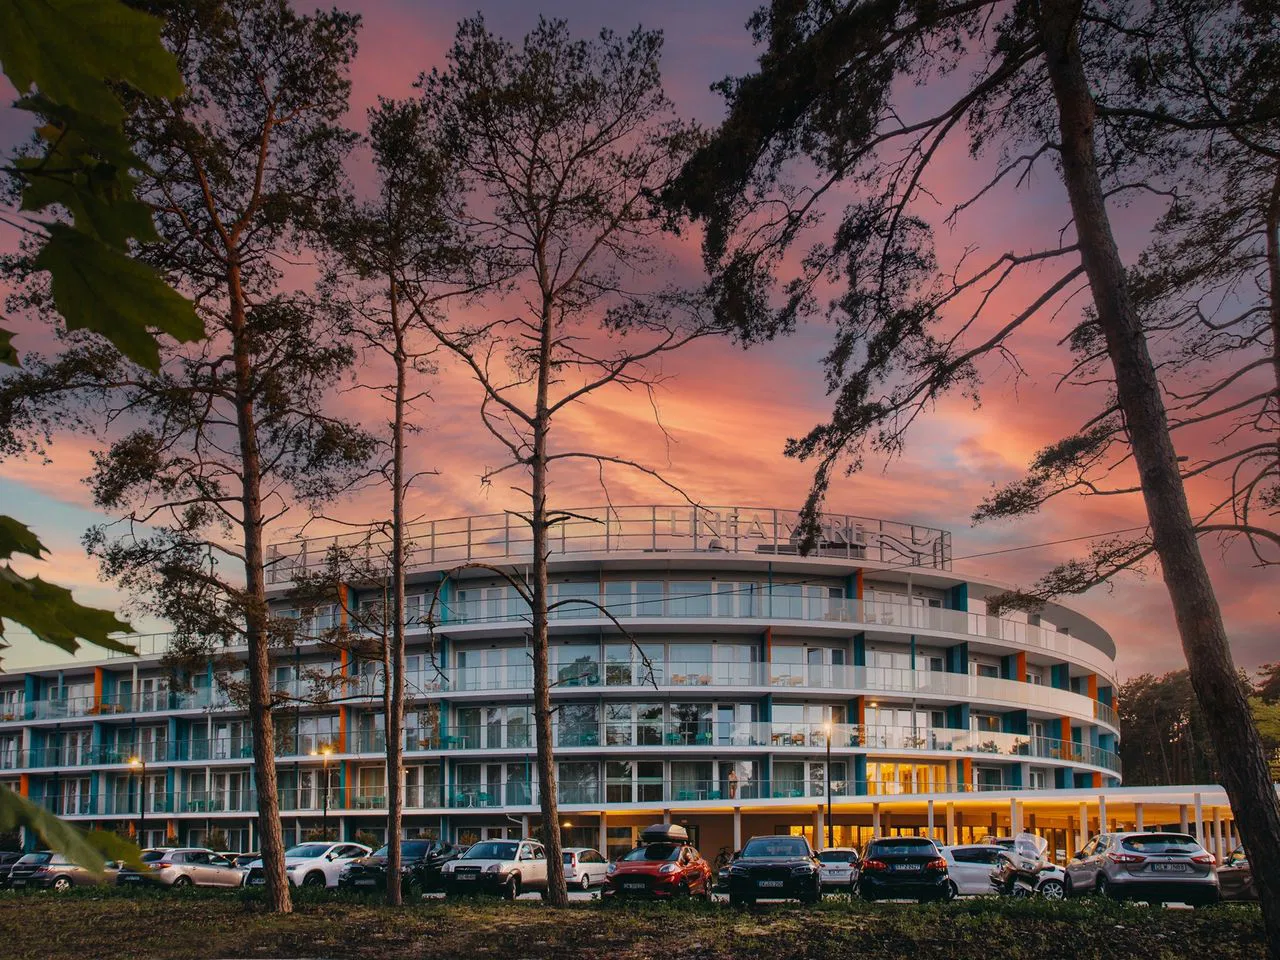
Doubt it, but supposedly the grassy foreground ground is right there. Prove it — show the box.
[0,889,1265,960]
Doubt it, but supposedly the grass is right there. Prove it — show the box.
[0,887,1265,960]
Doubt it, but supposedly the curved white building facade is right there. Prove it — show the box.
[1,505,1125,858]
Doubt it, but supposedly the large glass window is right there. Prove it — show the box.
[670,760,713,799]
[668,581,711,617]
[669,702,712,745]
[714,643,759,685]
[550,581,599,619]
[558,761,599,803]
[557,703,599,747]
[603,642,663,685]
[669,643,711,684]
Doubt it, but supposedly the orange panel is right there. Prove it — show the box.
[1015,652,1026,683]
[1092,772,1102,788]
[93,667,104,707]
[961,758,972,790]
[763,626,772,661]
[854,569,864,600]
[856,697,866,725]
[338,583,349,627]
[338,705,348,752]
[1087,674,1098,700]
[18,774,29,797]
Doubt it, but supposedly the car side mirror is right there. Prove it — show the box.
[1072,851,1083,860]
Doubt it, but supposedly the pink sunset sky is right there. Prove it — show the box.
[1,0,1274,679]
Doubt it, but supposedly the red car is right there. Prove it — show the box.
[603,824,713,900]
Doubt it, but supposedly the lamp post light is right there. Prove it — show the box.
[129,755,146,845]
[823,722,833,850]
[310,746,334,839]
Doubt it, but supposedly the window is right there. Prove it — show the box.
[557,703,599,747]
[668,581,711,617]
[558,762,599,803]
[953,847,1000,865]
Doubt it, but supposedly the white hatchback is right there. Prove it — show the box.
[563,847,611,890]
[244,841,371,889]
[939,844,1006,896]
[817,847,859,891]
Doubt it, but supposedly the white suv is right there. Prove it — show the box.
[244,842,371,889]
[442,839,548,900]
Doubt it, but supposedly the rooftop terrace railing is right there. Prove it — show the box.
[264,504,953,584]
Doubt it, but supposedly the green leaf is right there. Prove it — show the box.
[0,563,136,656]
[33,224,203,370]
[0,788,144,875]
[0,516,47,562]
[19,157,158,248]
[0,0,182,125]
[0,328,16,366]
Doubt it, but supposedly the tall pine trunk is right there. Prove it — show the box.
[533,291,567,907]
[228,256,291,914]
[1040,2,1280,953]
[385,281,407,904]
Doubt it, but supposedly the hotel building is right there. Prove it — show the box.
[4,504,1233,863]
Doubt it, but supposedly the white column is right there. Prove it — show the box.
[733,807,742,851]
[872,803,881,836]
[1193,792,1204,842]
[663,808,672,825]
[945,802,955,845]
[1179,804,1189,834]
[1097,793,1108,833]
[1077,802,1089,851]
[599,811,608,858]
[814,807,825,851]
[1213,813,1224,862]
[1135,803,1144,832]
[521,814,530,837]
[926,800,935,841]
[1010,798,1021,835]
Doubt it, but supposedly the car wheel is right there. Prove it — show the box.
[860,885,877,903]
[1039,879,1066,901]
[945,880,959,901]
[403,878,422,900]
[172,875,192,888]
[503,875,520,901]
[52,876,72,893]
[303,871,326,888]
[1095,876,1114,900]
[729,893,750,908]
[580,874,591,891]
[1063,875,1073,898]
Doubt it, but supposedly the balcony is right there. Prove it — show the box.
[266,504,954,585]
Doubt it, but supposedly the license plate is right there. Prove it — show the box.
[123,876,141,882]
[456,874,475,881]
[11,880,25,887]
[892,864,921,872]
[757,879,784,888]
[624,882,646,890]
[1150,863,1189,872]
[355,878,376,886]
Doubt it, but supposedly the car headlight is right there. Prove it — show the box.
[729,865,747,876]
[658,863,678,875]
[792,864,815,875]
[606,863,617,875]
[339,865,352,877]
[485,863,502,873]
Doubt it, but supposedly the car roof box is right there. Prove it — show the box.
[640,823,689,844]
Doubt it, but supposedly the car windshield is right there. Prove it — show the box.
[462,842,519,861]
[18,853,52,864]
[139,850,168,863]
[741,838,810,858]
[1120,834,1201,854]
[622,844,680,862]
[818,851,854,864]
[868,840,936,857]
[401,841,434,857]
[284,844,332,859]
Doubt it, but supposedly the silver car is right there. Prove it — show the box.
[816,847,859,892]
[116,847,245,888]
[1065,832,1219,905]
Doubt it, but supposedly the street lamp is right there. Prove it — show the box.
[129,756,146,845]
[823,722,833,850]
[310,746,334,839]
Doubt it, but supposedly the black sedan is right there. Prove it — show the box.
[857,837,951,903]
[338,839,461,896]
[0,850,23,888]
[726,835,821,906]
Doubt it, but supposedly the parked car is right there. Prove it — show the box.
[816,847,859,893]
[563,847,611,890]
[338,839,461,896]
[603,824,712,900]
[230,852,260,870]
[441,839,548,900]
[1217,846,1257,902]
[1065,832,1219,906]
[940,844,1006,897]
[243,841,371,889]
[9,851,116,890]
[0,850,24,888]
[117,847,242,888]
[725,835,821,906]
[857,837,950,903]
